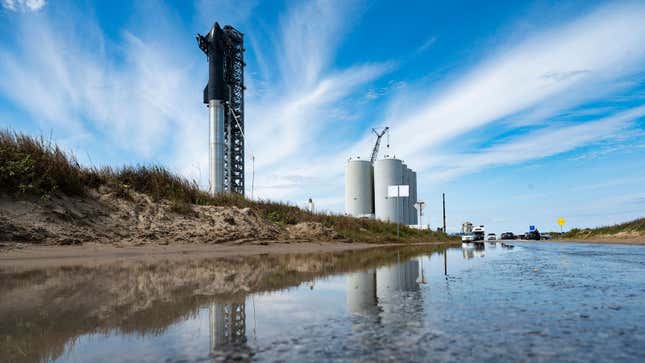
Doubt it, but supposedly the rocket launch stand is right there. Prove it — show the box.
[197,23,245,195]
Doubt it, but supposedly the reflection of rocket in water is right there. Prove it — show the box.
[209,302,247,350]
[346,269,378,315]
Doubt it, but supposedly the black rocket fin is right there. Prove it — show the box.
[203,83,209,104]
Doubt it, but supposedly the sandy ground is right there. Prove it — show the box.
[0,240,456,271]
[0,189,458,271]
[0,191,345,252]
[0,189,340,248]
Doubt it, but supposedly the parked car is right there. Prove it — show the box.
[461,233,474,242]
[472,226,485,241]
[526,230,541,240]
[501,232,515,240]
[541,233,551,240]
[487,233,497,241]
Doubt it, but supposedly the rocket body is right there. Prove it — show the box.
[208,99,225,195]
[198,23,228,195]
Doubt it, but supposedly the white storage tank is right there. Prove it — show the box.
[345,159,374,217]
[409,170,417,225]
[374,158,404,223]
[403,164,411,225]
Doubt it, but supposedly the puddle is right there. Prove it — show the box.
[1,242,644,362]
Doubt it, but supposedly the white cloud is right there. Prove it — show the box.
[0,0,389,205]
[0,13,199,158]
[425,106,645,181]
[381,1,645,163]
[1,0,644,220]
[276,2,645,211]
[2,0,45,12]
[415,36,437,54]
[0,3,211,174]
[240,0,393,202]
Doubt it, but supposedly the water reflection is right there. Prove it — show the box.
[210,302,247,349]
[346,259,421,316]
[9,242,643,362]
[377,259,420,294]
[346,270,378,315]
[0,245,448,363]
[461,243,485,259]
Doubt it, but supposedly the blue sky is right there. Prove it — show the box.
[1,0,644,234]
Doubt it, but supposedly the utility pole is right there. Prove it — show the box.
[444,250,447,276]
[442,193,446,233]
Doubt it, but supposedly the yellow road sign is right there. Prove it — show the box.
[557,217,566,226]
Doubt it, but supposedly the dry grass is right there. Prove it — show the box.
[0,130,456,243]
[563,218,645,239]
[0,130,85,196]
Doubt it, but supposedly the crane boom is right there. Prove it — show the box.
[370,127,389,164]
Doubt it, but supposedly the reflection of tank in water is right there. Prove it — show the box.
[376,260,419,297]
[209,302,246,350]
[346,260,420,312]
[346,270,378,315]
[346,259,424,330]
[376,259,421,323]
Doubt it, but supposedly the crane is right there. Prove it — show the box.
[370,127,390,164]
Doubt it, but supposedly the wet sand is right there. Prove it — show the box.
[0,240,457,270]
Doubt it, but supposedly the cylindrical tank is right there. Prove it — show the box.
[410,170,417,225]
[345,159,374,217]
[374,158,404,223]
[401,164,409,225]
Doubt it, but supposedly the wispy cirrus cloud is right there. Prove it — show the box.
[264,1,645,211]
[426,106,645,181]
[2,0,45,12]
[1,0,643,222]
[379,1,645,164]
[242,0,393,200]
[0,0,391,202]
[0,2,208,167]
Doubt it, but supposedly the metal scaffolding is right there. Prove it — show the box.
[209,303,247,350]
[222,25,245,195]
[197,23,246,195]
